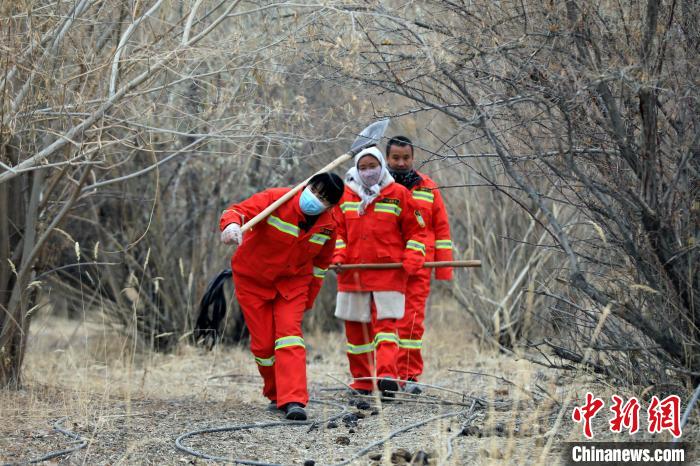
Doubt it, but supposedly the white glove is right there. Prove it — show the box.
[221,223,242,245]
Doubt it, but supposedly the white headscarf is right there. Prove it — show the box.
[345,146,394,215]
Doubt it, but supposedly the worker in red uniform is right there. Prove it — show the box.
[219,173,344,420]
[386,136,454,394]
[333,146,427,397]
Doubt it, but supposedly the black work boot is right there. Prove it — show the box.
[351,389,372,410]
[403,379,423,395]
[282,402,307,421]
[267,401,280,412]
[378,378,399,398]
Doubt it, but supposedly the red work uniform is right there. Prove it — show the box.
[219,188,337,407]
[396,171,454,382]
[333,183,427,392]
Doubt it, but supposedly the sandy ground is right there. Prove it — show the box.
[1,312,696,465]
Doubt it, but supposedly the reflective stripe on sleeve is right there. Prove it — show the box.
[412,191,435,203]
[398,339,423,349]
[346,342,374,355]
[255,355,275,366]
[374,332,399,346]
[313,266,327,279]
[406,239,426,255]
[340,201,360,213]
[335,239,347,249]
[309,233,331,245]
[374,202,402,216]
[267,215,301,237]
[435,239,452,250]
[274,335,305,350]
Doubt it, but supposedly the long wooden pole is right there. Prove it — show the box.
[240,153,352,233]
[329,260,481,270]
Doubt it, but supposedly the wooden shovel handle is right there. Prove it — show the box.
[240,153,353,233]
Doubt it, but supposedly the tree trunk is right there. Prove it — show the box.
[0,163,43,388]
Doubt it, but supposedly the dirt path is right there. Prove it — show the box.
[1,379,558,465]
[1,316,694,465]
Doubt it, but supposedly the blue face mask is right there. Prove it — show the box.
[299,186,327,215]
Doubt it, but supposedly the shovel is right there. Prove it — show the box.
[240,119,390,233]
[196,120,390,348]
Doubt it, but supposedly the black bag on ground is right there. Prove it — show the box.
[194,269,233,349]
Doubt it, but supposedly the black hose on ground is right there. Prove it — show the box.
[2,417,87,466]
[174,398,350,465]
[174,397,477,466]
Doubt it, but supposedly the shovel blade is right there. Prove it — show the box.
[350,119,390,155]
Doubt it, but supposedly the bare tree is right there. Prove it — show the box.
[308,0,699,384]
[0,0,366,388]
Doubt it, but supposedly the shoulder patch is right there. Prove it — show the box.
[415,187,433,193]
[415,210,426,227]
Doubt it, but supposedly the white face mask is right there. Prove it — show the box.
[359,166,382,186]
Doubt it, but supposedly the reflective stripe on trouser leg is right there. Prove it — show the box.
[396,269,430,381]
[255,355,275,366]
[371,300,399,380]
[275,335,305,350]
[252,355,275,401]
[398,339,422,349]
[233,273,277,402]
[272,291,309,407]
[347,342,374,355]
[344,320,375,391]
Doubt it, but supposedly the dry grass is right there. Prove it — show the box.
[1,306,696,465]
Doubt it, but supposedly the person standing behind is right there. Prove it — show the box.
[386,136,454,394]
[219,173,344,420]
[333,146,427,397]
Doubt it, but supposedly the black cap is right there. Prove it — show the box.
[308,172,344,205]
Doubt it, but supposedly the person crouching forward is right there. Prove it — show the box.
[333,146,427,397]
[219,173,344,420]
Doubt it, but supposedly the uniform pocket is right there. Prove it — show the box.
[373,222,402,260]
[375,238,395,259]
